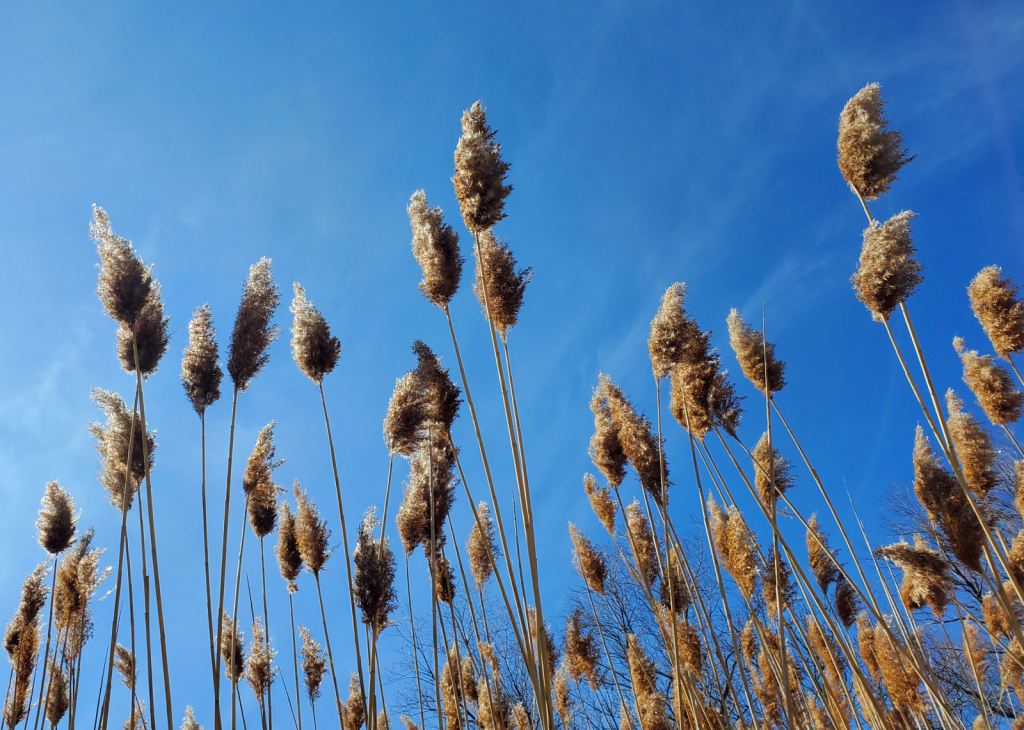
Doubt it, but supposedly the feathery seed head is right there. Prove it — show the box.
[396,433,458,555]
[181,304,223,415]
[413,340,461,435]
[114,644,136,688]
[568,523,608,595]
[5,563,49,660]
[408,190,463,309]
[553,664,573,729]
[668,333,722,440]
[88,389,155,512]
[876,537,950,617]
[968,266,1024,359]
[762,547,797,616]
[835,575,858,629]
[873,621,924,714]
[343,672,365,730]
[955,337,1023,425]
[180,707,202,730]
[433,552,457,606]
[384,372,426,457]
[837,83,913,201]
[117,279,170,378]
[467,502,500,590]
[92,206,152,328]
[453,101,512,234]
[228,258,281,392]
[473,228,531,337]
[512,704,530,730]
[298,625,328,704]
[626,634,670,730]
[219,611,245,682]
[806,514,839,594]
[589,381,629,489]
[583,473,617,534]
[353,508,398,631]
[726,309,786,395]
[851,211,923,322]
[45,667,69,727]
[54,529,108,640]
[275,501,302,591]
[945,389,998,500]
[563,609,602,691]
[243,422,284,539]
[602,375,670,507]
[290,283,341,384]
[709,369,744,437]
[708,495,759,600]
[245,617,275,702]
[624,501,659,587]
[752,432,795,507]
[659,547,691,615]
[36,480,77,555]
[294,481,331,574]
[648,283,703,380]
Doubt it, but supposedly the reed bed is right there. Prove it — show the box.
[3,85,1024,730]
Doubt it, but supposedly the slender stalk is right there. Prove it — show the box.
[136,489,156,730]
[406,555,425,730]
[260,541,273,730]
[214,386,240,730]
[288,593,301,730]
[29,558,58,730]
[427,432,442,730]
[202,414,217,682]
[312,575,342,726]
[126,535,138,730]
[230,504,249,730]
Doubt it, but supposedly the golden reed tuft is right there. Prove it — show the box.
[36,480,77,555]
[600,375,670,508]
[876,537,950,617]
[116,278,170,378]
[4,563,48,661]
[181,304,223,415]
[294,480,331,575]
[583,473,618,534]
[91,205,152,329]
[412,340,461,436]
[54,529,108,654]
[563,608,601,691]
[452,101,512,235]
[625,501,659,587]
[113,644,136,687]
[968,265,1024,359]
[298,625,328,704]
[707,496,759,600]
[274,500,302,592]
[761,547,797,617]
[945,389,999,500]
[751,432,795,507]
[805,514,838,594]
[659,546,691,615]
[219,611,245,681]
[290,283,341,384]
[245,617,275,702]
[408,190,463,309]
[396,431,458,555]
[626,634,670,730]
[837,83,913,201]
[473,228,532,338]
[568,523,608,596]
[589,382,629,489]
[851,211,923,322]
[340,671,366,730]
[384,372,426,457]
[648,283,701,381]
[466,501,500,590]
[227,258,281,392]
[180,707,202,730]
[955,336,1023,426]
[243,422,284,539]
[352,508,398,631]
[88,389,156,512]
[726,309,786,395]
[45,665,70,727]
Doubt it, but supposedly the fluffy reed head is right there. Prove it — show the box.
[384,372,426,457]
[88,388,156,512]
[294,481,331,575]
[563,608,602,691]
[851,211,923,322]
[589,383,629,489]
[762,547,797,617]
[954,337,1023,425]
[117,278,170,378]
[342,672,365,730]
[408,190,463,309]
[121,703,148,730]
[624,501,659,587]
[275,501,302,591]
[114,644,136,688]
[512,704,530,730]
[553,664,573,729]
[708,495,759,600]
[433,552,457,606]
[726,309,786,395]
[91,206,152,328]
[396,433,458,555]
[968,266,1024,359]
[806,514,838,594]
[568,523,608,595]
[876,537,950,617]
[648,283,703,380]
[467,502,500,590]
[872,622,924,715]
[243,422,284,539]
[453,101,512,234]
[413,340,461,435]
[245,617,275,702]
[353,508,398,631]
[36,480,77,555]
[181,304,223,415]
[626,634,670,730]
[290,283,341,384]
[752,432,795,507]
[228,258,281,392]
[473,228,531,337]
[583,473,617,534]
[659,609,702,676]
[837,83,913,201]
[2,607,38,729]
[601,375,670,507]
[440,647,474,730]
[668,323,722,441]
[945,389,998,500]
[45,667,69,728]
[180,707,202,730]
[54,529,108,640]
[4,563,48,661]
[220,611,245,682]
[659,547,691,615]
[709,369,745,438]
[835,575,858,629]
[298,625,328,704]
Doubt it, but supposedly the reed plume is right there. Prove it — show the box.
[181,707,202,730]
[624,501,659,587]
[298,626,327,706]
[912,425,983,572]
[648,283,702,380]
[707,496,758,600]
[954,337,1023,425]
[583,473,617,534]
[752,432,795,507]
[243,422,284,539]
[589,382,628,489]
[568,523,608,595]
[399,717,419,730]
[834,575,858,629]
[600,375,669,507]
[726,309,786,395]
[968,266,1024,360]
[851,211,923,322]
[761,547,796,617]
[660,547,691,615]
[3,608,39,728]
[466,502,500,590]
[473,228,531,337]
[512,703,530,730]
[275,501,302,592]
[116,279,169,377]
[45,668,69,728]
[220,612,245,682]
[412,341,461,436]
[340,673,365,730]
[114,644,136,687]
[945,390,998,500]
[668,322,721,440]
[876,537,950,617]
[294,481,331,575]
[872,621,924,715]
[407,190,463,309]
[53,529,108,655]
[396,433,458,554]
[4,564,48,660]
[806,514,838,594]
[433,552,457,605]
[384,373,426,458]
[353,508,398,632]
[452,100,512,234]
[563,609,601,692]
[36,481,77,556]
[245,618,275,704]
[658,609,701,676]
[227,258,281,392]
[290,283,341,384]
[91,206,152,328]
[122,703,148,730]
[182,304,223,415]
[552,665,572,729]
[837,83,913,201]
[440,648,474,730]
[526,606,559,678]
[626,635,669,730]
[88,389,155,511]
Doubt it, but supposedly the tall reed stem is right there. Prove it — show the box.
[28,558,58,730]
[230,504,249,730]
[287,592,300,730]
[214,385,240,730]
[136,487,155,730]
[312,575,342,727]
[201,414,217,682]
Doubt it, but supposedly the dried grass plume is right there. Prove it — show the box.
[837,83,913,201]
[290,283,341,384]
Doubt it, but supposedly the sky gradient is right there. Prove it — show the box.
[1,1,1023,727]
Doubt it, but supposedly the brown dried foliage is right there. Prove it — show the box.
[117,279,170,378]
[36,480,77,555]
[876,536,950,617]
[601,375,669,507]
[583,473,618,534]
[219,611,245,682]
[275,501,302,592]
[806,514,839,594]
[353,508,397,631]
[626,634,670,730]
[563,608,602,691]
[589,384,629,489]
[245,617,275,702]
[625,501,659,587]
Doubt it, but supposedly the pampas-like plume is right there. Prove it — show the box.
[227,258,281,392]
[955,337,1023,425]
[656,608,702,676]
[466,502,500,590]
[122,703,149,730]
[648,283,703,380]
[245,617,275,702]
[54,529,108,647]
[624,501,659,587]
[298,625,328,704]
[36,480,77,555]
[600,375,670,507]
[117,279,170,377]
[709,369,744,438]
[583,474,618,534]
[982,592,1011,639]
[626,635,670,730]
[473,229,531,337]
[293,481,331,575]
[114,644,136,687]
[341,673,365,730]
[707,496,759,600]
[660,547,691,615]
[440,648,474,730]
[667,320,722,440]
[873,621,924,715]
[91,206,152,328]
[568,523,608,596]
[220,611,245,681]
[452,101,512,234]
[243,422,284,539]
[945,390,999,500]
[835,575,858,629]
[837,83,913,201]
[589,385,628,489]
[384,373,426,457]
[726,309,786,395]
[563,609,602,691]
[400,717,420,730]
[408,190,463,309]
[290,283,341,384]
[275,501,302,592]
[553,664,573,729]
[912,426,983,572]
[512,703,530,730]
[851,211,923,322]
[1017,460,1024,520]
[4,563,48,660]
[806,514,839,594]
[968,266,1024,359]
[396,433,458,555]
[433,552,457,606]
[180,707,202,730]
[855,614,879,680]
[412,341,461,435]
[353,508,398,631]
[181,304,223,415]
[45,667,69,728]
[3,607,39,728]
[876,537,951,617]
[752,432,795,507]
[88,388,156,512]
[762,547,797,617]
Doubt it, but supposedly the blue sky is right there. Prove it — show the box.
[1,0,1023,726]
